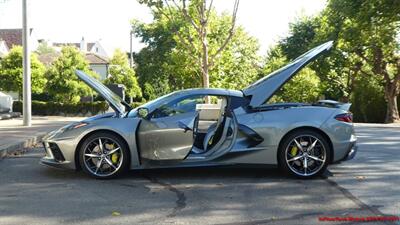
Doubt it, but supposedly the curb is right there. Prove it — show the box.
[354,123,400,128]
[0,132,47,159]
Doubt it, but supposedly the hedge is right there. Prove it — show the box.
[12,100,109,116]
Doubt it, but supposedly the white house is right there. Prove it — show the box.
[0,39,9,58]
[51,38,110,80]
[53,37,109,58]
[0,28,39,52]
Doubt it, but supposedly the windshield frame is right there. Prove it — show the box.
[127,91,182,118]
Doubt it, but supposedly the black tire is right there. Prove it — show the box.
[278,129,331,179]
[79,132,130,179]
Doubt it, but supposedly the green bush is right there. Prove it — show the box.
[350,76,386,123]
[12,101,109,116]
[130,101,145,109]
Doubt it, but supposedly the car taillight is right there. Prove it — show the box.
[335,113,353,123]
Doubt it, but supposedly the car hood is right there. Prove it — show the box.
[75,70,125,114]
[242,41,333,108]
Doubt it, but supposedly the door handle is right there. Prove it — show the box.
[178,121,192,133]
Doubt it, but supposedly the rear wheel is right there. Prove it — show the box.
[278,130,331,178]
[79,132,129,179]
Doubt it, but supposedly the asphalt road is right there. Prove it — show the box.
[0,125,399,225]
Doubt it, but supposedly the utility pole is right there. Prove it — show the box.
[22,0,31,126]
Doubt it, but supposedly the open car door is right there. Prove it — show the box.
[138,108,197,161]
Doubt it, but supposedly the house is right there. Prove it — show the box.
[51,38,109,80]
[0,39,8,58]
[37,51,109,81]
[84,52,109,80]
[53,37,109,58]
[0,28,39,52]
[0,30,109,80]
[0,29,40,100]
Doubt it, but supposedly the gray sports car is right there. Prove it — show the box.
[41,41,357,179]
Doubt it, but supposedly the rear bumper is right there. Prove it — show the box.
[343,143,358,161]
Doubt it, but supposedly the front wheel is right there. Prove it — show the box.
[278,130,331,178]
[79,132,129,179]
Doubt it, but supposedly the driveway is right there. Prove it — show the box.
[329,125,400,221]
[0,125,398,225]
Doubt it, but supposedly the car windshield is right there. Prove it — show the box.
[127,91,181,117]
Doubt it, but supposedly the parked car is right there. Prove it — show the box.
[0,91,13,113]
[40,41,357,179]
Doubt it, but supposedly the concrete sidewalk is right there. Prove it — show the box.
[0,116,85,158]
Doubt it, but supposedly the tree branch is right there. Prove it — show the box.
[205,0,214,22]
[151,1,198,62]
[180,0,201,33]
[209,0,239,66]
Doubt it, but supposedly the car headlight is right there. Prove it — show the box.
[63,122,89,131]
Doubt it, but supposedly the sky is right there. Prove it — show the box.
[0,0,326,56]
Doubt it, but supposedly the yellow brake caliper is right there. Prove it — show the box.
[290,146,298,156]
[111,153,119,164]
[106,143,119,164]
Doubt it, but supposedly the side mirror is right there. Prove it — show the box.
[137,107,149,119]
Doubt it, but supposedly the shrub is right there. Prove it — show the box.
[12,101,109,116]
[350,76,386,123]
[130,101,145,109]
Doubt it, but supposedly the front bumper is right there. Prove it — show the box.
[40,156,72,170]
[40,140,76,170]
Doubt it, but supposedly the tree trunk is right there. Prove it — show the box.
[384,83,400,123]
[201,42,209,89]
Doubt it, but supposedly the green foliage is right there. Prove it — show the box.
[45,46,96,103]
[262,47,322,103]
[35,42,56,55]
[12,100,109,116]
[279,16,349,100]
[272,0,400,122]
[269,69,322,103]
[104,49,142,99]
[130,101,146,109]
[0,46,46,96]
[351,76,386,123]
[132,7,260,99]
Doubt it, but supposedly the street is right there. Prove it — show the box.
[0,125,399,225]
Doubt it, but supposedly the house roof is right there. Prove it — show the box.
[37,52,108,65]
[37,52,60,66]
[0,28,33,49]
[53,42,95,51]
[85,53,108,64]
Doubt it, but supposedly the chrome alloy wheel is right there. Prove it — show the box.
[285,135,326,177]
[83,137,123,177]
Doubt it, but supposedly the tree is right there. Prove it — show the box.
[325,0,400,123]
[275,1,400,123]
[279,16,352,101]
[137,0,239,89]
[45,46,95,103]
[104,49,142,101]
[36,41,56,55]
[0,46,46,98]
[262,46,322,103]
[132,6,259,99]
